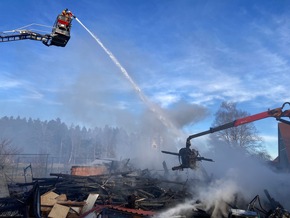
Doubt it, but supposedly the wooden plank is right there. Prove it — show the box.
[81,193,99,214]
[41,206,52,213]
[48,203,70,218]
[70,207,81,214]
[56,194,67,201]
[57,200,86,206]
[41,191,59,206]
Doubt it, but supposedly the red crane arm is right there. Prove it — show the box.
[234,108,284,126]
[186,102,290,143]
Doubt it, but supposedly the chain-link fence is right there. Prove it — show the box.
[1,154,99,183]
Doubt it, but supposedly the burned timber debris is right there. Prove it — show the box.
[0,159,290,217]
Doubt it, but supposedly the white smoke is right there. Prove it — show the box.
[154,199,202,218]
[203,142,290,209]
[156,141,290,217]
[166,100,209,128]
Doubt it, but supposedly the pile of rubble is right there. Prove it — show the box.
[1,161,290,217]
[35,169,192,217]
[0,166,198,217]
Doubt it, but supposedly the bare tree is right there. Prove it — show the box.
[210,101,264,154]
[0,139,20,169]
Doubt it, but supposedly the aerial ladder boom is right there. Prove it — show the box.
[0,30,50,44]
[0,9,75,47]
[186,102,290,144]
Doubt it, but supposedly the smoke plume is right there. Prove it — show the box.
[157,141,290,217]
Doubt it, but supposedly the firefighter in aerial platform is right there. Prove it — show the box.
[172,141,199,171]
[62,9,73,22]
[62,8,70,16]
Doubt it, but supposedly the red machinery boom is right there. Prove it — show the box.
[186,102,290,143]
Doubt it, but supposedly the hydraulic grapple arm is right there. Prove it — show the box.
[186,102,290,144]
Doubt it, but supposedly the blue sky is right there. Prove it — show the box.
[1,0,290,158]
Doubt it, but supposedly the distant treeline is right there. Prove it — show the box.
[0,116,143,164]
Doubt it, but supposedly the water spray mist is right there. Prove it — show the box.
[75,17,181,135]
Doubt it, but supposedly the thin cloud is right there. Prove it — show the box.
[0,73,22,89]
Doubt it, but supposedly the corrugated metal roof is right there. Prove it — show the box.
[80,205,155,217]
[108,205,155,216]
